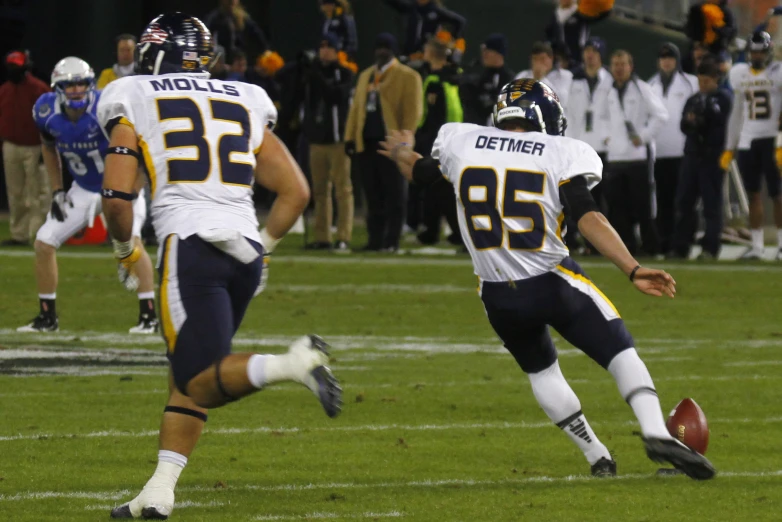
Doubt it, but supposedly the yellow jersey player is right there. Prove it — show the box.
[381,79,715,480]
[723,31,782,260]
[97,13,342,519]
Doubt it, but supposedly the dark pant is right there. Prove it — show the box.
[159,234,264,394]
[604,160,660,255]
[359,142,407,250]
[737,137,781,197]
[655,157,682,253]
[671,155,724,257]
[418,178,462,245]
[481,257,634,373]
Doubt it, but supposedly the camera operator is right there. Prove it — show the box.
[669,57,731,260]
[302,34,356,252]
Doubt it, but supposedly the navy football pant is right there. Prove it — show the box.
[158,234,264,394]
[480,257,635,374]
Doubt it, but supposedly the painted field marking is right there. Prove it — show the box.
[2,416,782,443]
[255,512,404,521]
[85,500,225,511]
[2,470,781,504]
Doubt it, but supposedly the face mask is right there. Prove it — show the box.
[751,57,767,70]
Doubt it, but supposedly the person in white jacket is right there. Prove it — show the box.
[648,43,698,253]
[600,50,669,255]
[515,41,573,112]
[565,36,612,252]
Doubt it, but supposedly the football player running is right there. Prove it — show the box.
[723,31,782,261]
[98,14,342,519]
[381,79,715,479]
[19,57,158,333]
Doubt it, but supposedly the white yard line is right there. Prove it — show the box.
[1,416,781,443]
[724,360,782,367]
[1,248,781,271]
[2,470,781,504]
[256,512,404,520]
[85,500,225,511]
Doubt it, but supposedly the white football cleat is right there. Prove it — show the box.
[110,485,174,519]
[287,335,342,418]
[129,314,159,334]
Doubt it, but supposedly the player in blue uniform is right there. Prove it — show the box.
[17,57,158,333]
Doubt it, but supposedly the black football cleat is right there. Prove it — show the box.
[16,313,58,332]
[110,503,170,520]
[307,335,343,418]
[591,457,617,477]
[643,437,716,480]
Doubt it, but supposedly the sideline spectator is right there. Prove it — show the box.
[648,43,698,254]
[0,51,50,246]
[96,34,136,89]
[204,0,269,64]
[544,0,613,70]
[670,57,731,260]
[413,38,462,246]
[319,0,358,65]
[515,41,573,111]
[344,33,423,252]
[685,0,736,56]
[601,50,668,256]
[226,49,248,81]
[382,0,466,63]
[460,33,515,126]
[303,34,355,252]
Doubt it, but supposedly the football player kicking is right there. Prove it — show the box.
[723,31,782,261]
[98,14,342,519]
[380,79,715,479]
[19,57,158,333]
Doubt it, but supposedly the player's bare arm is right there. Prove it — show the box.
[102,122,140,242]
[254,128,310,247]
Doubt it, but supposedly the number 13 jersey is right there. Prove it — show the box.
[727,62,782,150]
[432,123,603,282]
[97,72,278,244]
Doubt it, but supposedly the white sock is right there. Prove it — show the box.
[248,353,302,388]
[528,361,611,465]
[145,450,187,492]
[777,229,782,250]
[247,353,272,388]
[38,293,56,300]
[608,349,671,439]
[137,291,155,300]
[751,228,764,252]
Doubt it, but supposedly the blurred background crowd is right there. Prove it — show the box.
[1,0,781,259]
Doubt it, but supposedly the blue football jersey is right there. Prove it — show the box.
[33,91,107,192]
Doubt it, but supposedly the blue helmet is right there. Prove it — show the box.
[51,57,95,111]
[137,13,214,75]
[493,79,567,136]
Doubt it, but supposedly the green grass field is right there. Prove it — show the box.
[1,229,782,521]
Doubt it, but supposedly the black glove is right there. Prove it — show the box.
[344,141,356,157]
[50,189,72,222]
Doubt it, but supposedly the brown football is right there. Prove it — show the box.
[666,398,709,455]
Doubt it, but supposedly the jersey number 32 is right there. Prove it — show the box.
[157,97,253,187]
[459,167,546,251]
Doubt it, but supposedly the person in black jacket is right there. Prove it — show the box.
[669,57,732,260]
[544,0,611,71]
[382,0,466,62]
[204,0,269,64]
[460,33,515,126]
[302,33,356,252]
[319,0,358,62]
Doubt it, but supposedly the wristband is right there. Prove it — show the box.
[259,227,280,254]
[629,265,641,282]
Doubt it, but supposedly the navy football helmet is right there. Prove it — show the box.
[748,30,773,69]
[137,13,214,75]
[493,79,567,136]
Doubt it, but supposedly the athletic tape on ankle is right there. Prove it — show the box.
[164,405,207,422]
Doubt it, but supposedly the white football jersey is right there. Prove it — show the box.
[433,123,602,282]
[727,62,782,149]
[98,72,278,244]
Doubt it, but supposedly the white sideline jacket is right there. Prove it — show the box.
[648,70,698,159]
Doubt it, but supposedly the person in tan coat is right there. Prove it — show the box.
[344,33,422,252]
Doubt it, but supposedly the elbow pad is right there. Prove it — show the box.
[560,176,600,222]
[412,157,443,185]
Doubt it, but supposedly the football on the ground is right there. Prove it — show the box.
[666,398,709,455]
